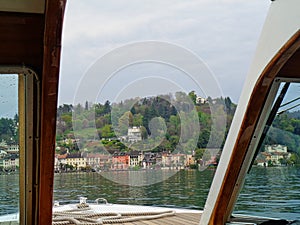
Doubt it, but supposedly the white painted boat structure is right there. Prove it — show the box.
[202,0,300,223]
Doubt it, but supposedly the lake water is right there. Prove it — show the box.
[1,167,300,220]
[235,166,300,220]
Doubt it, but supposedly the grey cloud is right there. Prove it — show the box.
[59,0,270,105]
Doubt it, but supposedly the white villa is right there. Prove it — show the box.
[127,126,142,142]
[257,144,291,166]
[0,155,19,171]
[265,144,288,153]
[196,96,207,104]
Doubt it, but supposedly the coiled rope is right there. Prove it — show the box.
[52,201,175,225]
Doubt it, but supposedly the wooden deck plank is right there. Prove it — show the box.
[51,212,202,225]
[177,213,201,220]
[163,213,201,224]
[114,213,277,225]
[50,213,275,225]
[132,220,161,225]
[119,213,202,225]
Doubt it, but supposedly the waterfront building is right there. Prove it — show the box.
[0,142,19,154]
[0,150,8,158]
[265,144,288,153]
[54,150,197,172]
[128,151,143,168]
[6,145,19,154]
[257,144,291,166]
[65,153,86,170]
[111,152,129,170]
[142,152,157,169]
[0,154,19,171]
[54,153,67,172]
[169,153,186,169]
[85,153,111,171]
[186,154,195,167]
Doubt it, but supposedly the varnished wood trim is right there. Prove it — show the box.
[0,12,44,74]
[18,74,25,225]
[38,0,66,224]
[209,30,300,225]
[0,0,44,14]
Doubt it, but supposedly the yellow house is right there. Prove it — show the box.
[66,153,86,170]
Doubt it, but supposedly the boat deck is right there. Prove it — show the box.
[48,203,280,225]
[119,213,201,225]
[118,213,276,225]
[0,212,280,225]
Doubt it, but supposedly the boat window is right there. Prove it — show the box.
[0,70,37,224]
[53,1,233,221]
[234,81,300,221]
[0,74,19,223]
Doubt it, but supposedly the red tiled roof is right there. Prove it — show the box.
[57,153,67,159]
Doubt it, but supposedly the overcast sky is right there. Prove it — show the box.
[0,75,18,118]
[59,0,270,106]
[0,0,271,118]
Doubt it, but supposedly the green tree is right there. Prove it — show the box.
[133,113,143,127]
[289,153,300,165]
[194,148,205,161]
[100,124,114,138]
[116,111,133,136]
[188,91,197,104]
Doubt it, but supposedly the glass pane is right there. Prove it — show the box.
[234,82,300,220]
[0,74,19,222]
[54,1,235,221]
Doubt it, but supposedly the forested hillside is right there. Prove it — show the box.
[56,91,236,157]
[263,112,300,154]
[0,115,18,145]
[2,92,300,160]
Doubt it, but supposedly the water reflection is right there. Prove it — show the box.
[1,167,299,220]
[0,174,19,215]
[53,167,300,220]
[54,169,215,209]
